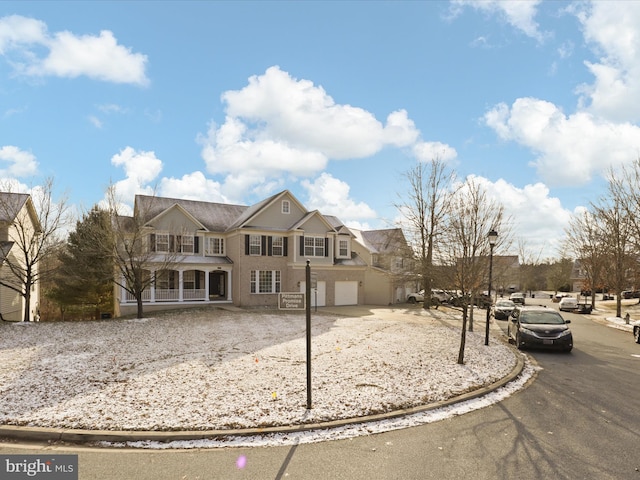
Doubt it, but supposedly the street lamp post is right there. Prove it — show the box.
[485,229,498,346]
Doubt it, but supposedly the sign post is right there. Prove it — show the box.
[306,259,312,409]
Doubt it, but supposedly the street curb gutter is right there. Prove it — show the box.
[0,351,525,445]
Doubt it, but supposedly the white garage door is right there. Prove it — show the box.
[335,281,358,306]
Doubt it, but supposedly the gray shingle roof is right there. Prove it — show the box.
[135,195,248,232]
[0,193,29,223]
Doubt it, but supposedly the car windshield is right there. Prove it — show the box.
[497,301,515,307]
[520,311,565,325]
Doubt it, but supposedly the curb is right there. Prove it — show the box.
[0,347,526,445]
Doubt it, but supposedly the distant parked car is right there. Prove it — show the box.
[509,292,525,305]
[407,289,452,305]
[634,323,640,343]
[552,293,567,303]
[559,296,578,312]
[492,299,516,320]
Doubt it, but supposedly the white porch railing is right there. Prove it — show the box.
[124,290,151,302]
[183,289,206,301]
[154,289,180,302]
[123,288,207,303]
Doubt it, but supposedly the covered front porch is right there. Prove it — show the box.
[119,259,233,315]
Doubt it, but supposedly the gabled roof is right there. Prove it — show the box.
[0,192,42,232]
[226,190,308,231]
[353,228,408,254]
[289,210,338,233]
[135,195,248,232]
[144,203,208,231]
[324,215,355,236]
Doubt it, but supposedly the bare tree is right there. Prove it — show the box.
[591,169,636,317]
[0,178,69,322]
[439,177,506,364]
[564,209,606,309]
[105,185,182,318]
[396,158,455,309]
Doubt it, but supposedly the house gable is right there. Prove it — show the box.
[232,191,308,231]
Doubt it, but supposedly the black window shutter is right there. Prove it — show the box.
[150,234,156,252]
[245,234,250,255]
[267,236,273,256]
[194,236,200,254]
[170,235,176,252]
[261,235,267,256]
[325,238,329,257]
[300,236,305,256]
[283,237,288,257]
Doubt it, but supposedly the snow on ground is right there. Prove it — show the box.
[0,306,519,435]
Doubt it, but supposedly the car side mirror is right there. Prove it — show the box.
[564,319,571,324]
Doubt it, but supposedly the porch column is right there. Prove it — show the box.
[179,270,184,302]
[226,268,232,301]
[205,271,210,302]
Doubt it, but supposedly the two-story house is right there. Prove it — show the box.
[0,192,41,322]
[115,190,408,316]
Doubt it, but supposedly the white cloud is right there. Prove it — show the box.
[484,97,640,186]
[0,145,38,177]
[110,147,163,202]
[473,176,574,259]
[158,172,228,204]
[413,141,458,162]
[573,1,640,122]
[301,173,377,223]
[0,15,46,54]
[450,0,547,42]
[199,66,422,196]
[0,15,148,85]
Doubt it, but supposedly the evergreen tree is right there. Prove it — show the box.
[49,206,114,319]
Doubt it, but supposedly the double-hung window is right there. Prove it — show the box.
[304,236,325,257]
[249,235,262,256]
[179,235,194,254]
[206,237,225,256]
[272,236,284,256]
[250,270,281,293]
[338,239,349,258]
[156,233,170,253]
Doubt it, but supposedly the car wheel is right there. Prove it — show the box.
[408,297,416,304]
[634,327,640,344]
[515,332,524,350]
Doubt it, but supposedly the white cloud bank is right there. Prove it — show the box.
[0,15,148,85]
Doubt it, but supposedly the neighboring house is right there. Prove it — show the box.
[570,259,587,293]
[115,191,407,316]
[0,193,41,322]
[350,228,414,304]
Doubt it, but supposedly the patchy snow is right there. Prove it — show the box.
[0,306,525,446]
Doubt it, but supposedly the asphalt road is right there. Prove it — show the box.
[2,299,640,479]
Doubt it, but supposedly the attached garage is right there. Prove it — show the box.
[335,281,358,306]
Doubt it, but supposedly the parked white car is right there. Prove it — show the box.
[559,296,578,312]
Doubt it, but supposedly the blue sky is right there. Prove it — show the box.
[2,1,640,259]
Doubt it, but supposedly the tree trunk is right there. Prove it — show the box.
[458,304,468,364]
[23,286,31,322]
[136,294,144,319]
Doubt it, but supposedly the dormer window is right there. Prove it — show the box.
[337,238,350,259]
[282,200,290,214]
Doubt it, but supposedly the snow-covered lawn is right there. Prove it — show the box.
[0,307,516,432]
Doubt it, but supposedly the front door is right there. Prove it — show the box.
[209,271,227,300]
